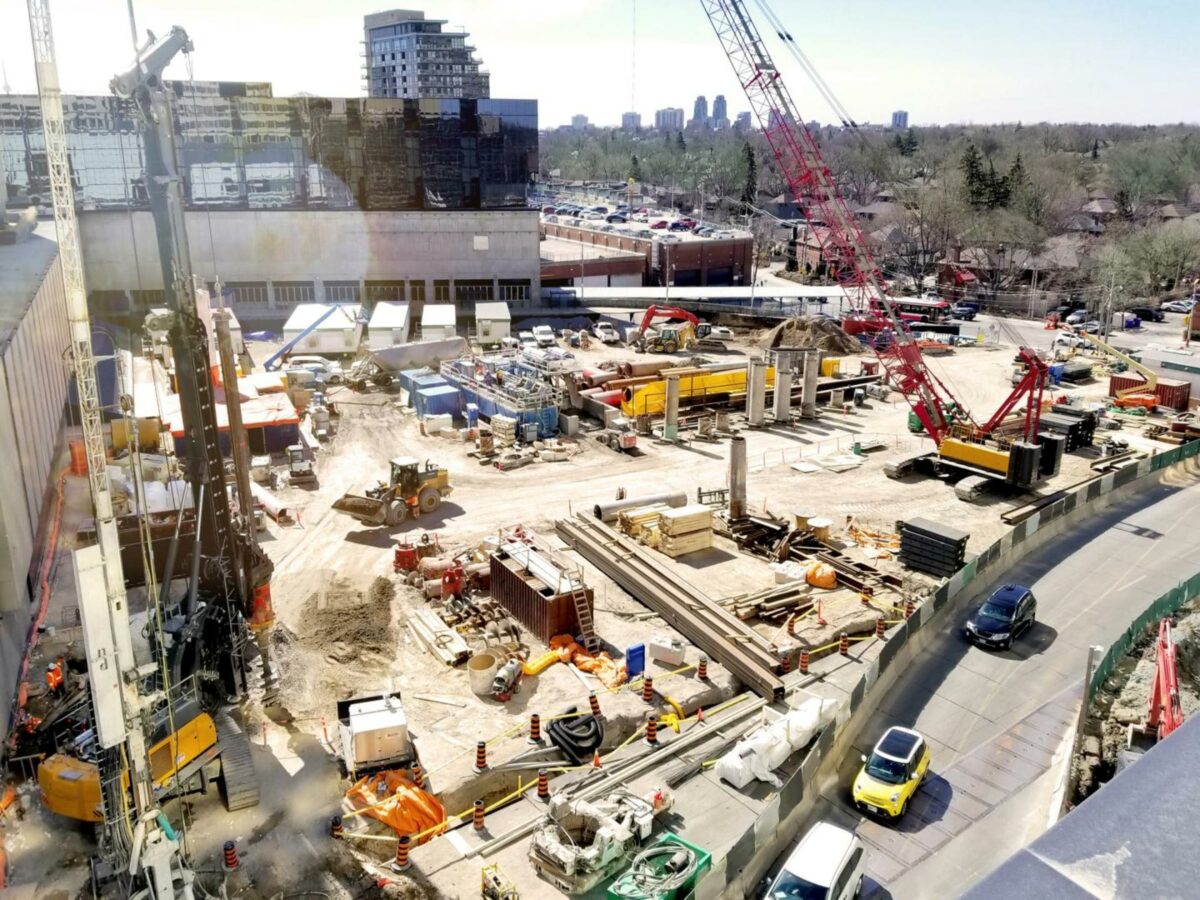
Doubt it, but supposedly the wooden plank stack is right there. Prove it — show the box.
[656,504,714,558]
[492,414,518,447]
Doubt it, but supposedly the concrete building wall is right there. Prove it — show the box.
[79,209,541,319]
[0,235,71,735]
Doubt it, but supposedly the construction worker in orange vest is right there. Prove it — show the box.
[45,658,64,698]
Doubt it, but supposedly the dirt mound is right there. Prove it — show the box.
[297,575,395,655]
[759,315,862,355]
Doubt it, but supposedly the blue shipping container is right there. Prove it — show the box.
[415,384,462,419]
[397,367,432,396]
[407,373,447,407]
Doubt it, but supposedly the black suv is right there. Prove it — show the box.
[964,584,1037,650]
[1129,305,1164,323]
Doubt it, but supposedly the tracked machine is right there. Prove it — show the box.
[701,0,1050,500]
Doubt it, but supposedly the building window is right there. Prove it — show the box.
[274,282,315,305]
[433,280,451,302]
[409,281,426,303]
[499,280,531,302]
[455,280,492,303]
[365,280,405,302]
[325,281,361,303]
[227,282,268,305]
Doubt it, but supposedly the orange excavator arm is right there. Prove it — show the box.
[638,305,701,335]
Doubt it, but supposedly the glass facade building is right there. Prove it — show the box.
[364,9,490,100]
[0,82,536,212]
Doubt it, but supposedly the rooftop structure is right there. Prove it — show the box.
[0,86,537,213]
[364,9,490,100]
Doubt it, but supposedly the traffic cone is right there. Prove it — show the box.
[696,707,704,724]
[591,749,602,769]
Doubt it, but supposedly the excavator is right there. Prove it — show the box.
[632,305,728,353]
[333,457,454,527]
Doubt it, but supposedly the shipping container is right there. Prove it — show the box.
[413,384,461,419]
[1108,374,1191,411]
[489,551,591,644]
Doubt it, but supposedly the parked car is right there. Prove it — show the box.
[763,822,866,900]
[649,219,669,229]
[540,205,556,215]
[1053,332,1089,349]
[606,214,628,224]
[634,229,654,239]
[950,303,977,321]
[581,211,604,221]
[668,221,691,232]
[531,325,556,348]
[852,726,931,819]
[1080,320,1102,333]
[288,355,344,384]
[1161,299,1195,313]
[1065,310,1089,325]
[964,584,1037,650]
[592,322,620,343]
[517,330,537,350]
[677,217,698,229]
[695,226,715,237]
[1128,305,1164,323]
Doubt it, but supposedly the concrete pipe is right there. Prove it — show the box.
[593,492,688,522]
[729,435,748,519]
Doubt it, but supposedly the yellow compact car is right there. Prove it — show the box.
[852,726,931,819]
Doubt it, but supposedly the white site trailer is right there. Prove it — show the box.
[282,303,361,356]
[420,304,457,341]
[367,301,410,349]
[474,301,511,346]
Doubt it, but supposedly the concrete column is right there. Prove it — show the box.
[746,358,767,427]
[266,280,278,310]
[663,374,680,442]
[773,351,793,423]
[801,350,820,419]
[492,277,500,303]
[729,435,747,520]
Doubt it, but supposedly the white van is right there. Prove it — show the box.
[764,821,866,900]
[531,325,556,348]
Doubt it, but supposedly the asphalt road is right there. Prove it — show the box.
[962,311,1189,355]
[762,468,1200,899]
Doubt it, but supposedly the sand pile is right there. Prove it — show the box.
[759,315,862,354]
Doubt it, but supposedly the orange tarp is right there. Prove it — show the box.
[345,771,446,843]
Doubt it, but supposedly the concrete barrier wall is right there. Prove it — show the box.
[703,442,1200,899]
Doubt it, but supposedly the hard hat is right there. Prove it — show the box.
[47,662,56,670]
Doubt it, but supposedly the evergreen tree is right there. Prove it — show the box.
[1005,154,1026,198]
[902,128,919,156]
[741,142,758,204]
[985,160,1010,209]
[1091,139,1100,160]
[676,132,687,152]
[629,154,643,183]
[960,143,987,207]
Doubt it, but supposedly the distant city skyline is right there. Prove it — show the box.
[0,0,1196,127]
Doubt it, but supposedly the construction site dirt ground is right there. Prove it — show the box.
[1072,598,1200,805]
[3,331,1177,897]
[258,336,1149,776]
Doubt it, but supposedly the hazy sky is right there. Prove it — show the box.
[2,0,1197,127]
